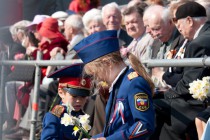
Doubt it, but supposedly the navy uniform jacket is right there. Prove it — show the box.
[41,105,85,140]
[94,67,155,140]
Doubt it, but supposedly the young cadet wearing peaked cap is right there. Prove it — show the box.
[73,30,155,140]
[41,63,91,140]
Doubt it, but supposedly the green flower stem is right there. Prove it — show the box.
[49,94,58,111]
[78,131,83,140]
[74,119,91,138]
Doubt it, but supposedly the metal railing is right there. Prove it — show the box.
[0,52,210,140]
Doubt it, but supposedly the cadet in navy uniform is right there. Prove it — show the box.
[73,30,155,140]
[41,63,91,140]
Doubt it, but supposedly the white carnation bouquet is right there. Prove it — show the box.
[189,76,210,101]
[60,103,91,139]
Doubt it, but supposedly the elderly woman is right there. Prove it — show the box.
[3,20,31,133]
[82,8,106,35]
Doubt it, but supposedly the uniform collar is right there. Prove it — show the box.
[109,66,127,92]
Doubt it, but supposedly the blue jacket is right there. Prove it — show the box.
[41,105,85,140]
[94,67,155,140]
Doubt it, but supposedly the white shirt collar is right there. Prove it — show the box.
[193,24,205,39]
[109,66,127,92]
[70,34,80,46]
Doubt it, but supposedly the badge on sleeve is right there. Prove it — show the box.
[134,93,149,111]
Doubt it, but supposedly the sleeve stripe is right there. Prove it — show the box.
[129,121,148,139]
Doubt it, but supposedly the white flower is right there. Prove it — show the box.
[189,76,210,101]
[82,123,91,131]
[79,114,90,125]
[61,113,74,126]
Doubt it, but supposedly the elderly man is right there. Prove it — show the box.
[64,14,84,60]
[144,5,180,59]
[143,5,185,88]
[102,2,132,47]
[150,2,210,140]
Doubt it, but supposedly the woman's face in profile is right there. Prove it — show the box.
[87,20,106,35]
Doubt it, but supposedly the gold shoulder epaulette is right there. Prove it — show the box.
[128,71,139,80]
[50,105,65,118]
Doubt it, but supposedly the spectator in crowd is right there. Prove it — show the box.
[51,11,69,33]
[3,21,38,138]
[41,63,91,140]
[32,17,68,68]
[151,1,210,140]
[74,30,155,140]
[64,14,84,60]
[186,1,210,139]
[3,20,30,134]
[122,3,154,68]
[102,2,132,47]
[27,15,48,42]
[82,8,106,35]
[144,5,179,59]
[142,4,162,60]
[5,17,69,139]
[161,0,189,88]
[143,4,182,89]
[69,0,100,15]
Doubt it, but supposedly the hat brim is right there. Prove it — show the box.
[63,87,90,97]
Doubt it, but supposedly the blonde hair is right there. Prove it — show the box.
[84,51,155,95]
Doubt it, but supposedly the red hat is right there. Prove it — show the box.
[37,17,64,39]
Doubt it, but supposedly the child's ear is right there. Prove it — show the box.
[58,88,65,99]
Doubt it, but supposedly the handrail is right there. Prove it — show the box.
[1,55,210,140]
[1,57,210,67]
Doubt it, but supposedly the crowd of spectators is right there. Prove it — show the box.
[1,0,210,139]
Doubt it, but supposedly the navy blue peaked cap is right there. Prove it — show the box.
[73,30,119,63]
[47,63,84,78]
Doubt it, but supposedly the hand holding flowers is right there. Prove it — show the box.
[61,103,91,139]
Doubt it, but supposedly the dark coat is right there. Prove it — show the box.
[156,22,210,137]
[162,35,187,87]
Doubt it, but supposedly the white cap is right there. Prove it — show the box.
[51,11,68,21]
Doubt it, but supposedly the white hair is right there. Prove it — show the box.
[101,2,120,18]
[144,5,170,25]
[192,17,208,22]
[82,9,103,30]
[9,20,31,35]
[162,7,171,25]
[65,14,84,31]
